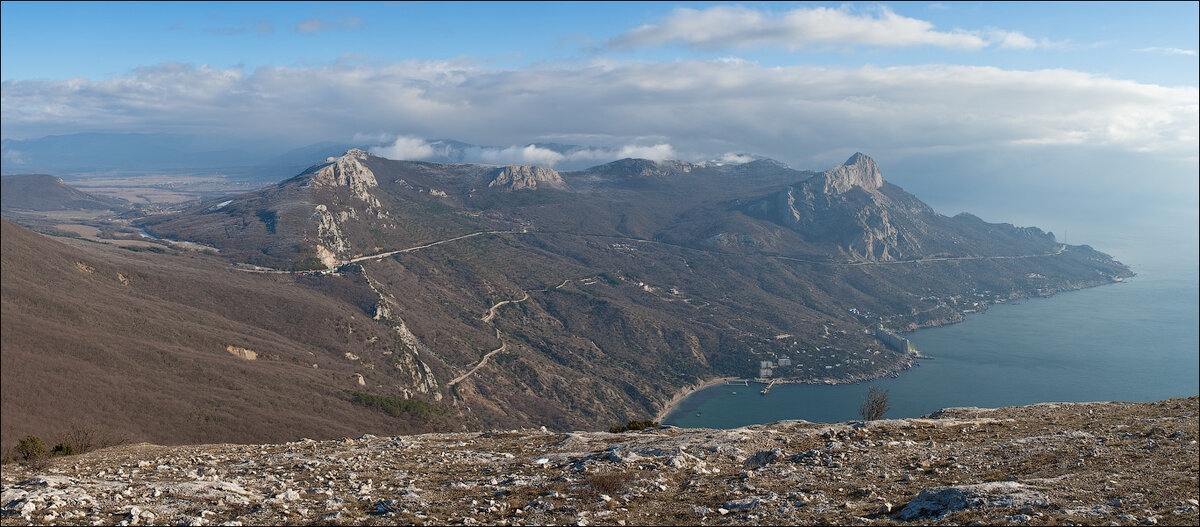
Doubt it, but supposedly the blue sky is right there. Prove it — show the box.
[1,2,1196,174]
[3,2,1196,85]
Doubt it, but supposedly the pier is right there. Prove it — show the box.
[759,379,779,395]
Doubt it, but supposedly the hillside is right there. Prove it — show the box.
[0,174,127,212]
[2,397,1196,526]
[0,219,469,454]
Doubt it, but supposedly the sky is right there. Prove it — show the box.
[1,1,1198,239]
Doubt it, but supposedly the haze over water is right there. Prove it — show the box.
[665,206,1199,428]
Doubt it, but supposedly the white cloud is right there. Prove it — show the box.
[370,136,435,160]
[717,152,758,164]
[1136,47,1198,56]
[476,144,565,166]
[988,29,1038,50]
[2,59,1195,168]
[295,15,364,34]
[607,5,1052,51]
[617,143,675,161]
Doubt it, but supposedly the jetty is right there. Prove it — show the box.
[759,378,779,395]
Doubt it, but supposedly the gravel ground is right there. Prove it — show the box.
[3,397,1197,526]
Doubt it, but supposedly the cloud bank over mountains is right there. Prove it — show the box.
[367,136,678,167]
[3,58,1195,168]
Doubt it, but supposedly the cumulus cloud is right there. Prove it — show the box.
[476,144,565,166]
[607,5,1049,51]
[364,140,682,168]
[370,136,436,160]
[2,59,1195,167]
[617,143,675,161]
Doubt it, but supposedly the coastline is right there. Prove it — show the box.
[656,359,922,423]
[656,275,1130,425]
[655,376,738,422]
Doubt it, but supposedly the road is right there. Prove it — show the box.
[481,292,531,323]
[447,333,507,387]
[349,231,497,264]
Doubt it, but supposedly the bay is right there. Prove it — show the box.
[663,225,1199,428]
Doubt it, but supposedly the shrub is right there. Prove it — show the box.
[608,419,659,433]
[63,423,99,454]
[586,471,633,494]
[344,389,442,421]
[292,257,328,272]
[859,386,890,421]
[15,435,47,461]
[50,443,77,457]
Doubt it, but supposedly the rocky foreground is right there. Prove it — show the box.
[2,397,1197,526]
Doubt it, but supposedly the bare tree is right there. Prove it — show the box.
[859,386,890,421]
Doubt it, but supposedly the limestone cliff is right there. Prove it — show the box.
[310,149,382,206]
[741,153,940,261]
[488,165,566,191]
[816,152,884,195]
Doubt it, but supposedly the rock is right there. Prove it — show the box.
[311,149,380,202]
[818,152,883,194]
[488,165,566,191]
[896,482,1051,520]
[225,345,257,360]
[744,449,782,468]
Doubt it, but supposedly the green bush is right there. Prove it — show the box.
[50,443,77,457]
[16,435,47,461]
[344,389,442,421]
[293,257,328,272]
[608,419,659,433]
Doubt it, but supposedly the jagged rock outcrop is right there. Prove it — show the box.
[741,153,939,261]
[817,152,884,195]
[488,165,566,191]
[2,397,1194,526]
[310,149,381,205]
[311,204,353,268]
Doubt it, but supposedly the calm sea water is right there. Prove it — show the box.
[664,222,1199,428]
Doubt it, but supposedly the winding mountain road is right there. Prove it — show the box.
[481,292,531,323]
[447,338,507,387]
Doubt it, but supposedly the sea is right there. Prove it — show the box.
[664,209,1200,428]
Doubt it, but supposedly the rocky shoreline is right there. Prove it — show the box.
[3,397,1195,526]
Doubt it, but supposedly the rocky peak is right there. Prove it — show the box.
[310,149,379,199]
[817,152,883,195]
[488,165,566,191]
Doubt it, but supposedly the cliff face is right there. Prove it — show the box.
[817,152,884,195]
[2,397,1195,526]
[488,165,566,191]
[309,149,380,203]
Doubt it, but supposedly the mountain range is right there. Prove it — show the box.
[0,150,1132,452]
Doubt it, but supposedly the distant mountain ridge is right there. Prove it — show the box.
[1,174,127,211]
[3,149,1132,447]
